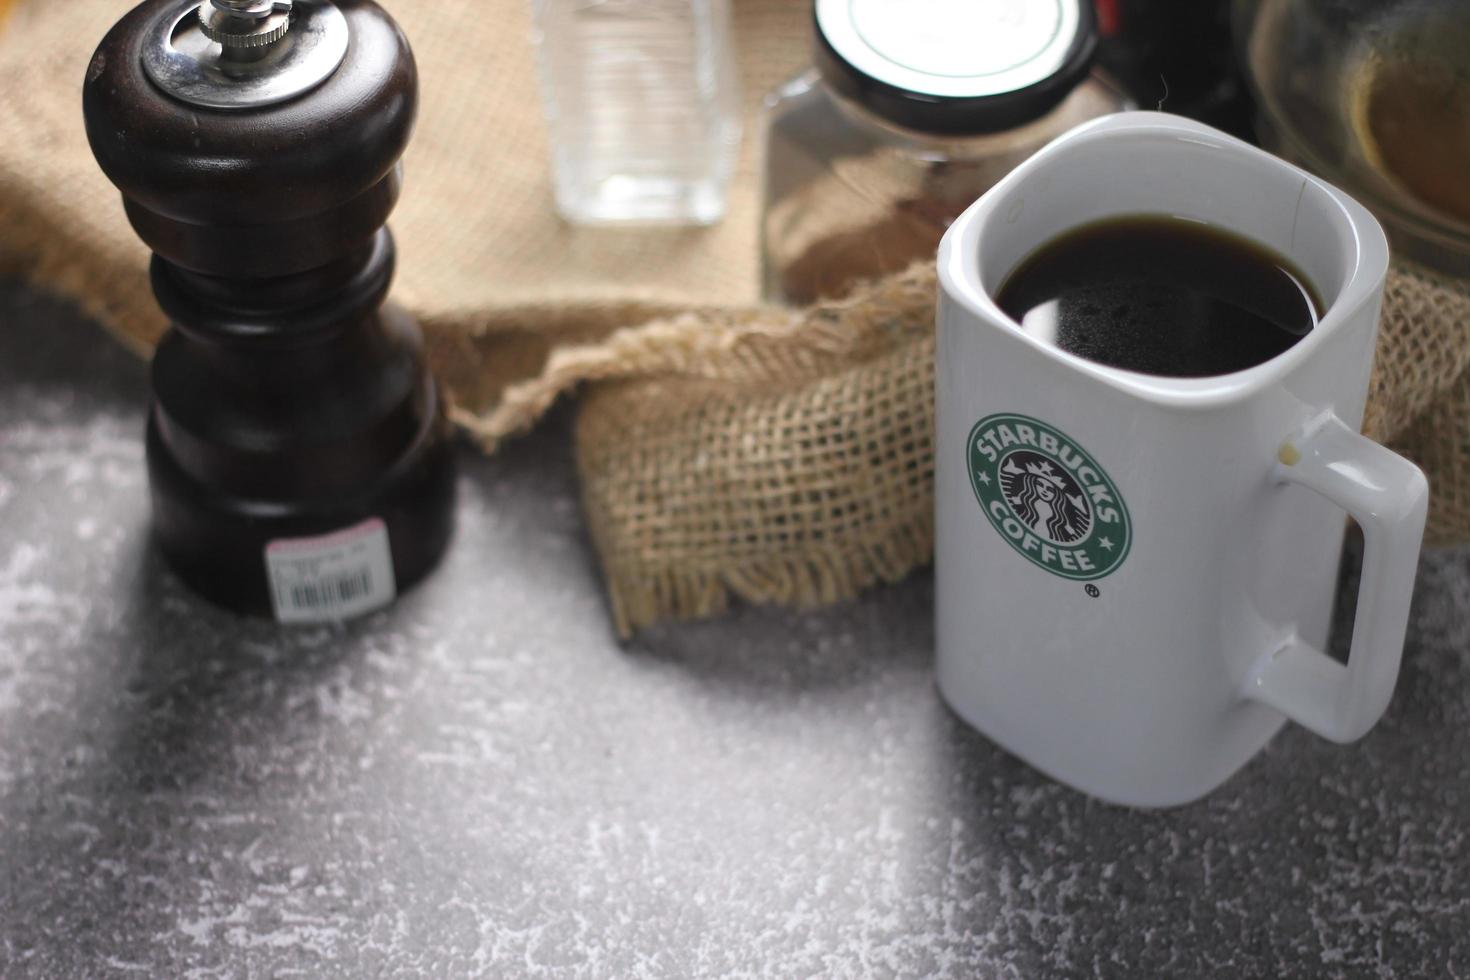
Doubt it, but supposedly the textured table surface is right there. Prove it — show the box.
[1,282,1468,979]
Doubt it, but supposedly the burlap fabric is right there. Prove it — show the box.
[3,0,1468,636]
[0,0,812,387]
[480,259,1470,634]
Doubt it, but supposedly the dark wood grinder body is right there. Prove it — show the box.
[83,0,455,619]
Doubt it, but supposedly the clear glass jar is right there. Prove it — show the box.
[761,0,1130,305]
[533,0,742,226]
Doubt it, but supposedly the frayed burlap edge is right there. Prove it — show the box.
[459,258,1470,637]
[578,336,937,637]
[455,263,938,448]
[457,264,938,637]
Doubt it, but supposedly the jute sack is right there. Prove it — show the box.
[0,0,813,385]
[3,0,1468,635]
[469,257,1470,636]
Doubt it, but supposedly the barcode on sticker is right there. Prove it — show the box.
[289,570,373,610]
[264,518,396,623]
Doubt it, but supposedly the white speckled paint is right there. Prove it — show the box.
[0,284,1468,977]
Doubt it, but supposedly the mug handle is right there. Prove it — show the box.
[1241,413,1429,743]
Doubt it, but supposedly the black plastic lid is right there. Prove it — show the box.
[813,0,1098,136]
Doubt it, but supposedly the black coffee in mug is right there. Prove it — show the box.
[994,215,1323,377]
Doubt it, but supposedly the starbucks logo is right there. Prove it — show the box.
[967,413,1131,580]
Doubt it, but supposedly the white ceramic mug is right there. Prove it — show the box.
[934,112,1429,807]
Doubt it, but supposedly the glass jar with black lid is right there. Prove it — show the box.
[762,0,1130,305]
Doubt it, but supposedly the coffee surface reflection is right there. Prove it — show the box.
[995,215,1322,378]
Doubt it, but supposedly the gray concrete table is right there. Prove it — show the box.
[1,281,1468,979]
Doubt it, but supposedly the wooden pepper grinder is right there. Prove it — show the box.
[84,0,456,621]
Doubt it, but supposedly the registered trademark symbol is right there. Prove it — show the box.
[1085,584,1100,598]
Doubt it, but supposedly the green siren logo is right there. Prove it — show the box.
[967,413,1131,580]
